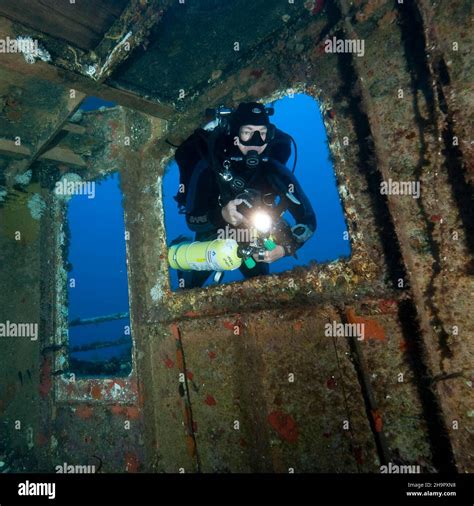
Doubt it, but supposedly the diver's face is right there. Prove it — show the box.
[234,125,268,155]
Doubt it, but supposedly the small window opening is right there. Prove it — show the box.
[65,172,132,376]
[163,94,350,291]
[79,96,116,111]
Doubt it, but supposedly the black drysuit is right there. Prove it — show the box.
[176,130,316,288]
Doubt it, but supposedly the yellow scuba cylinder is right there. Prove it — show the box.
[168,239,242,271]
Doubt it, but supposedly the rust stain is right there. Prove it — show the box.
[378,299,397,314]
[170,323,180,340]
[353,446,364,465]
[164,357,174,369]
[91,384,102,400]
[371,409,383,432]
[125,452,139,473]
[75,405,94,419]
[346,308,386,341]
[184,311,200,318]
[293,321,303,332]
[204,394,217,406]
[176,348,184,370]
[111,405,123,416]
[326,376,338,389]
[126,406,140,420]
[267,411,299,443]
[185,435,196,457]
[39,356,52,399]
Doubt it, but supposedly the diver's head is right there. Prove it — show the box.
[230,103,273,156]
[235,124,268,155]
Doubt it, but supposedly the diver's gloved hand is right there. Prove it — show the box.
[253,244,285,264]
[221,199,245,226]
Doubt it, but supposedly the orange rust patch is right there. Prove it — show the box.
[184,406,192,429]
[293,321,303,332]
[125,452,139,473]
[164,357,174,369]
[184,311,199,318]
[204,395,217,406]
[185,435,196,457]
[371,409,383,432]
[91,384,102,400]
[176,348,184,370]
[346,308,385,341]
[170,323,180,340]
[111,405,124,416]
[126,406,140,420]
[267,411,299,443]
[378,299,397,314]
[76,405,94,419]
[223,320,234,330]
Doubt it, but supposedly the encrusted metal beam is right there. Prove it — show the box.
[0,16,175,119]
[89,0,173,82]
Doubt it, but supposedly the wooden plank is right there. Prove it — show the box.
[0,138,31,157]
[62,123,86,135]
[0,135,86,168]
[39,146,86,167]
[0,0,129,51]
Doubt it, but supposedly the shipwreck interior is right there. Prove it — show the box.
[0,0,472,475]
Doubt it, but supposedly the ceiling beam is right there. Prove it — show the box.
[0,16,175,120]
[89,0,173,83]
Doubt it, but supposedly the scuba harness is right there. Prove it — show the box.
[169,103,311,273]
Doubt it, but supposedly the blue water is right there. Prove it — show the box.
[67,173,131,367]
[163,94,351,290]
[79,96,116,111]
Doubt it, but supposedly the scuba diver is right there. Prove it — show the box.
[172,102,316,288]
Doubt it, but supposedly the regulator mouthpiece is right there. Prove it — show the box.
[245,150,260,168]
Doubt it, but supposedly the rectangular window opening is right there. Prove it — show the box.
[163,93,351,291]
[63,171,132,377]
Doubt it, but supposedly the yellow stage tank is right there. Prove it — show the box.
[168,239,242,271]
